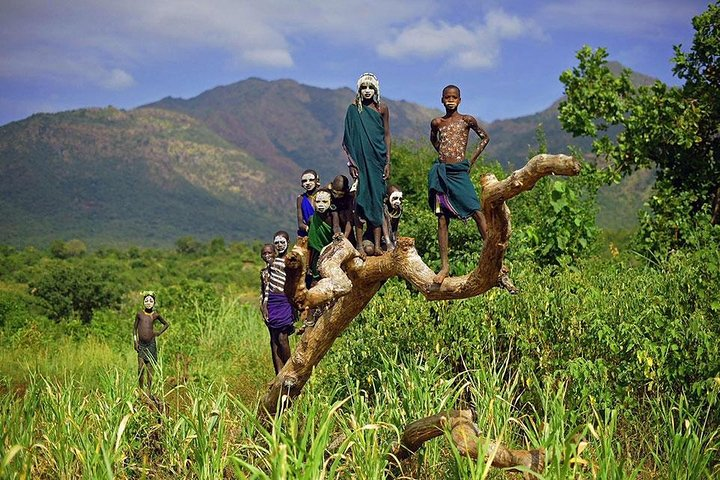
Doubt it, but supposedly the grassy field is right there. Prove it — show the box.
[1,243,719,479]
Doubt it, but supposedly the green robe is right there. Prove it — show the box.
[428,159,481,220]
[308,213,334,279]
[342,104,387,228]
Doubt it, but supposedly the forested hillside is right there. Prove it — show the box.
[0,107,295,246]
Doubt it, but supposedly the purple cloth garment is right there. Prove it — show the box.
[266,292,295,329]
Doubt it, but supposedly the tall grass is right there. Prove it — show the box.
[1,347,719,478]
[2,248,719,478]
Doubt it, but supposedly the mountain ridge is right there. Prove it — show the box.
[0,66,656,247]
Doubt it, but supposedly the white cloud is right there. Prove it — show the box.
[536,0,702,37]
[377,9,544,70]
[242,49,294,68]
[378,20,476,58]
[0,0,438,74]
[0,43,135,90]
[100,69,136,90]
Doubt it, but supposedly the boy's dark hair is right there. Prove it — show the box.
[301,169,318,178]
[273,231,290,241]
[442,84,461,96]
[261,243,274,251]
[387,184,401,195]
[331,175,350,192]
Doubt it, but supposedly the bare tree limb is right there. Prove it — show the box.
[390,410,545,474]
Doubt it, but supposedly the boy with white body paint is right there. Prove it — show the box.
[307,188,340,283]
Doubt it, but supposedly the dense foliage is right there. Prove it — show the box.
[559,3,720,252]
[392,135,600,269]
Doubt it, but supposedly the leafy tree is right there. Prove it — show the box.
[209,236,226,254]
[49,239,87,259]
[558,3,719,252]
[176,236,205,255]
[510,126,600,266]
[29,262,122,323]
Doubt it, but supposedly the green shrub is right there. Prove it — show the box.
[321,248,720,417]
[28,261,122,323]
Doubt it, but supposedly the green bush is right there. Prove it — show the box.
[0,291,30,331]
[28,262,122,323]
[321,248,720,417]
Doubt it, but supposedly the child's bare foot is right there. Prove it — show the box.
[373,244,383,256]
[433,267,449,285]
[356,245,367,260]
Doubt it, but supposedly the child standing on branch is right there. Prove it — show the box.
[429,85,489,285]
[342,72,391,257]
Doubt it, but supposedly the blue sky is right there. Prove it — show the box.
[0,0,709,127]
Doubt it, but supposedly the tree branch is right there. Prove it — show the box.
[390,410,545,474]
[260,153,580,415]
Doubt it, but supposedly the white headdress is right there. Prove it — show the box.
[355,72,380,110]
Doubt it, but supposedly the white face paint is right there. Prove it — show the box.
[301,173,317,192]
[273,236,288,254]
[143,296,155,310]
[389,191,403,209]
[360,83,376,100]
[315,191,332,213]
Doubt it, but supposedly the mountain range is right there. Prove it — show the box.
[0,65,654,247]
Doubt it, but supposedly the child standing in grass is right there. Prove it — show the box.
[265,232,296,374]
[133,291,170,394]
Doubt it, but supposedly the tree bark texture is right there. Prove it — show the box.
[261,154,580,415]
[390,410,545,474]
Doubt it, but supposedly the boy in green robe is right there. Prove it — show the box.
[342,72,391,257]
[307,188,340,282]
[428,85,490,285]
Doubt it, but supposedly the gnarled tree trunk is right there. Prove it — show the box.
[261,153,580,414]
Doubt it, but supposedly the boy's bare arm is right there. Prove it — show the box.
[467,115,490,167]
[430,118,441,153]
[296,196,307,232]
[133,315,139,349]
[260,271,267,301]
[155,315,170,336]
[332,211,341,234]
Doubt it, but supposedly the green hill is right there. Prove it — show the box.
[0,107,295,247]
